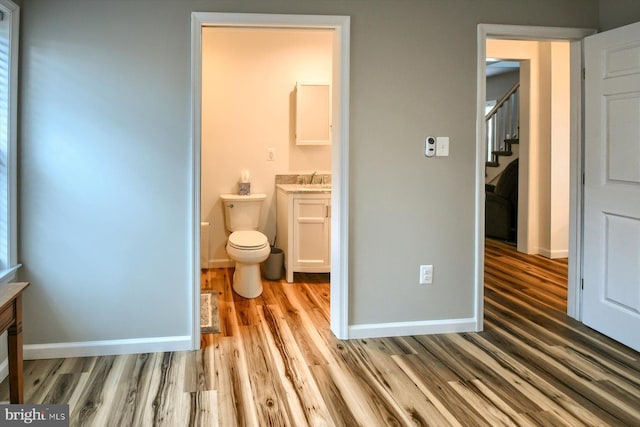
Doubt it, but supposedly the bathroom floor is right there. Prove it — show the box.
[199,268,330,343]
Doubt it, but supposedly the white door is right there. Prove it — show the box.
[583,21,640,352]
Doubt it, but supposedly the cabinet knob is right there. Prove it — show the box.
[229,204,234,208]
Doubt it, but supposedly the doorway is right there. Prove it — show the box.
[200,26,333,269]
[190,13,351,349]
[484,46,573,325]
[475,25,596,330]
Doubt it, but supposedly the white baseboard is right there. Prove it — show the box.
[24,335,192,360]
[539,247,569,259]
[348,317,477,339]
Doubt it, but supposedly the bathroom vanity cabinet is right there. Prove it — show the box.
[276,185,331,283]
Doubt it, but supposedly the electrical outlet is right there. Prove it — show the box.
[267,148,275,161]
[419,265,433,285]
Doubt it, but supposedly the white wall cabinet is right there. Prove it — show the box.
[295,82,331,145]
[277,188,331,282]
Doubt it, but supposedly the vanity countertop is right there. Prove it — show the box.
[276,184,332,194]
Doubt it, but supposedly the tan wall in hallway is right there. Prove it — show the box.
[549,42,571,258]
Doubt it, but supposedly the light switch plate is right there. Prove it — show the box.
[436,137,449,156]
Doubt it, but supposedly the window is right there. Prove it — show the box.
[0,0,19,280]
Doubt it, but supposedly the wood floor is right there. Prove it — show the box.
[2,239,639,426]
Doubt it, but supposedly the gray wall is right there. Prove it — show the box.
[487,70,520,105]
[599,0,640,30]
[18,0,601,347]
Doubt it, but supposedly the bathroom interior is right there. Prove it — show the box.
[200,26,334,304]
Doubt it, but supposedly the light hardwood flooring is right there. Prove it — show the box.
[1,239,639,425]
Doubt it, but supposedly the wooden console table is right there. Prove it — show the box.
[0,282,29,403]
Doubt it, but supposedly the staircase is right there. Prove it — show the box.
[486,82,519,168]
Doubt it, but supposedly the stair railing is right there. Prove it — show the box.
[486,82,519,164]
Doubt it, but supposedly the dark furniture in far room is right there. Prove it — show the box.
[486,159,518,242]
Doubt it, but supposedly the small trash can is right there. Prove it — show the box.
[264,247,284,280]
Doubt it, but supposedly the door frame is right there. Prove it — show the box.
[475,24,596,329]
[190,12,351,348]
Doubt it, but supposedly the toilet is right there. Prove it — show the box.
[220,193,270,298]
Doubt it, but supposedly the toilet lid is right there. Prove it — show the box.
[228,231,268,249]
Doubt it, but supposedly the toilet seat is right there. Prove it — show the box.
[228,230,268,250]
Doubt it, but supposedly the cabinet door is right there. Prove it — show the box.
[295,82,331,145]
[293,197,330,268]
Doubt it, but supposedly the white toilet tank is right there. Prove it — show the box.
[220,193,266,232]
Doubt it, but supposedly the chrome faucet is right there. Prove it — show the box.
[310,171,318,184]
